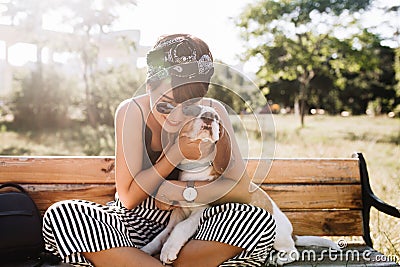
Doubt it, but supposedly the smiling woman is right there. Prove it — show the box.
[41,33,277,267]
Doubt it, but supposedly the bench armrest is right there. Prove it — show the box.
[356,153,400,248]
[367,189,400,218]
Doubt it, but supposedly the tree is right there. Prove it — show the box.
[236,0,373,126]
[10,66,76,130]
[1,0,60,87]
[53,0,137,128]
[71,65,145,155]
[2,0,138,129]
[207,62,268,114]
[336,32,398,115]
[365,1,400,114]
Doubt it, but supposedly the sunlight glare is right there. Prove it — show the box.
[53,52,76,64]
[42,8,74,33]
[8,43,36,66]
[0,41,5,60]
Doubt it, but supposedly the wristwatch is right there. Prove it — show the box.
[182,181,197,202]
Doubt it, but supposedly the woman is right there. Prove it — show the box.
[42,34,276,267]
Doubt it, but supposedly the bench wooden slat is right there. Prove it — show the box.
[23,184,363,213]
[18,183,364,236]
[0,157,360,185]
[27,184,116,213]
[247,158,360,184]
[288,210,363,236]
[0,156,366,238]
[262,184,363,209]
[24,183,364,237]
[24,183,363,236]
[2,155,400,266]
[0,156,115,184]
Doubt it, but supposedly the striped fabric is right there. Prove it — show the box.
[197,203,276,266]
[42,198,276,266]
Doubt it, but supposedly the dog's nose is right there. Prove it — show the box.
[200,112,218,124]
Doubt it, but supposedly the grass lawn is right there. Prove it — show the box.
[257,114,400,258]
[0,114,399,258]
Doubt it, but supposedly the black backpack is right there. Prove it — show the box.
[0,183,45,260]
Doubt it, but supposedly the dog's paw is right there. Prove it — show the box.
[160,240,183,264]
[141,229,172,256]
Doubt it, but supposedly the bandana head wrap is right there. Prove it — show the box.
[146,36,214,88]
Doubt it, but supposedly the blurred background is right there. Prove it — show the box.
[0,0,399,260]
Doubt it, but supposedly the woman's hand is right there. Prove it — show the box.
[178,135,215,160]
[155,181,182,210]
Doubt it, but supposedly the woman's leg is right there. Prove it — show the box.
[83,247,167,267]
[174,203,276,267]
[43,200,168,266]
[173,240,243,267]
[82,240,239,267]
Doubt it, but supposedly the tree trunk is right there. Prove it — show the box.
[81,30,99,129]
[36,44,43,82]
[299,82,308,127]
[3,42,12,94]
[83,71,97,128]
[298,70,315,127]
[294,96,300,117]
[300,97,306,127]
[298,82,307,128]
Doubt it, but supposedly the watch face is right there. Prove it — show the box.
[183,187,198,202]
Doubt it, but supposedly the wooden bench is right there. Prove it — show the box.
[0,153,399,266]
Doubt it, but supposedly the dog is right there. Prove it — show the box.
[141,104,228,264]
[141,104,340,265]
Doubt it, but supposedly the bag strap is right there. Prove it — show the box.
[0,183,28,194]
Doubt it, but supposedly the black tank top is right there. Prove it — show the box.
[131,98,179,180]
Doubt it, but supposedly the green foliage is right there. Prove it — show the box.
[64,0,137,128]
[8,63,144,154]
[207,62,267,114]
[238,0,371,30]
[10,66,77,130]
[236,0,399,124]
[3,0,138,128]
[81,65,146,127]
[55,0,136,34]
[338,33,398,114]
[75,125,115,156]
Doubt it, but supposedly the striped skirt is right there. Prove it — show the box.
[42,198,276,266]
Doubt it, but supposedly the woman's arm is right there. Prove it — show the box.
[211,99,252,204]
[115,99,184,210]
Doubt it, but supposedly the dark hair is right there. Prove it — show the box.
[147,34,213,103]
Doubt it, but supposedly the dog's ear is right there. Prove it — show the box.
[212,123,232,175]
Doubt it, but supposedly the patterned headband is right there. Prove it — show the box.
[146,37,214,84]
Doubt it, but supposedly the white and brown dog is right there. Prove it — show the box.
[141,104,339,265]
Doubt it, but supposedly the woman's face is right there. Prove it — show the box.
[149,80,200,133]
